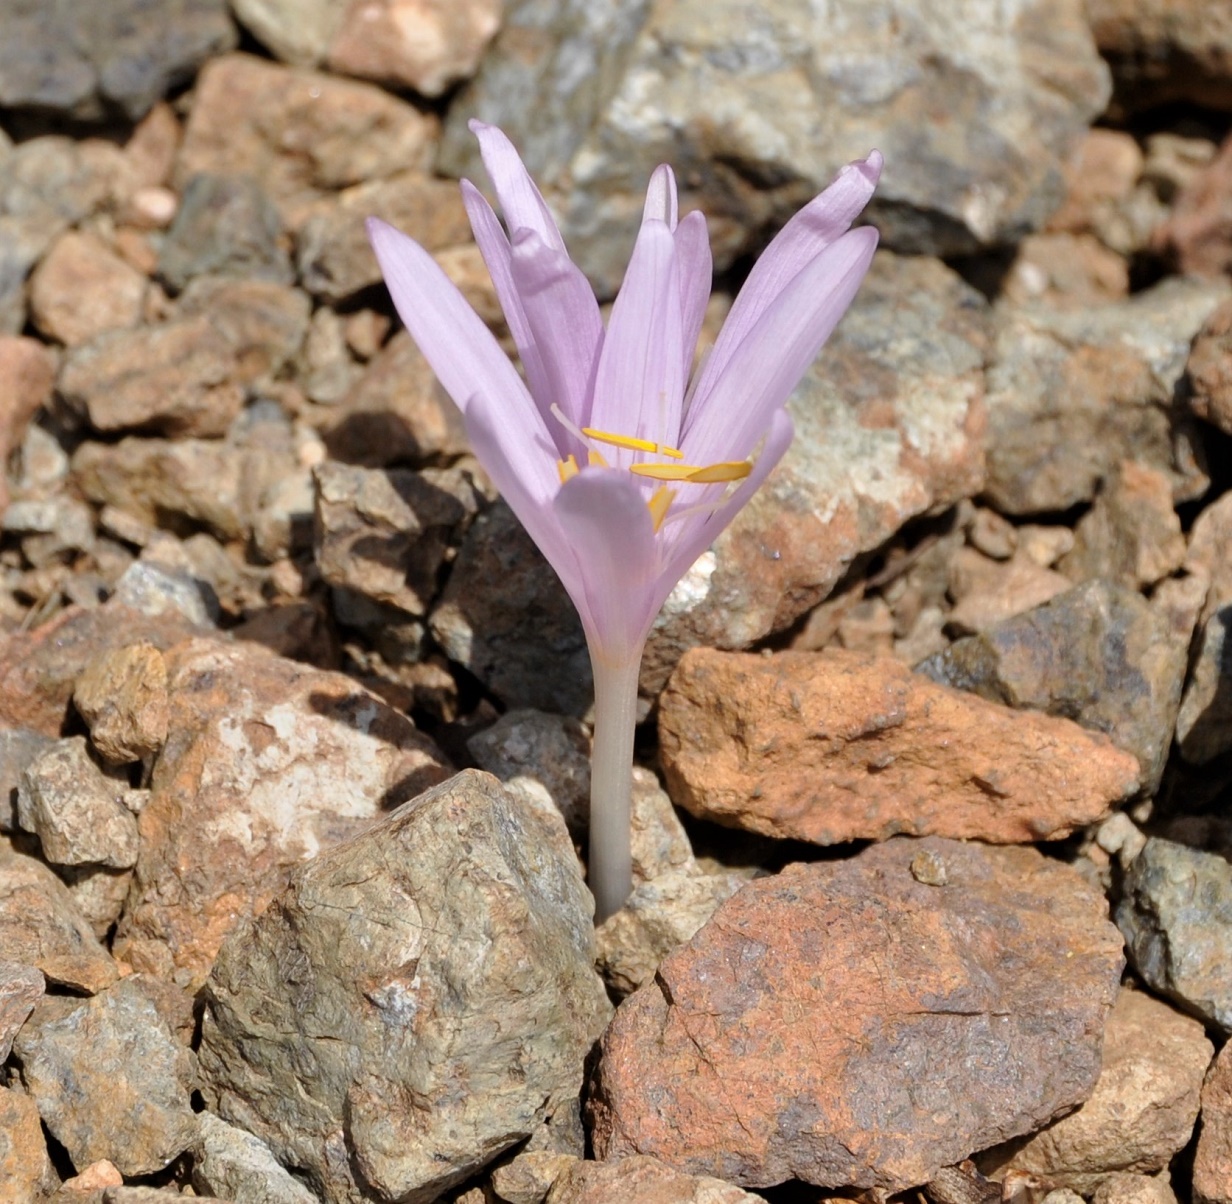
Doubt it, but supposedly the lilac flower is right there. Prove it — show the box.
[368,122,880,920]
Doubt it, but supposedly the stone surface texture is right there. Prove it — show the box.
[0,960,43,1063]
[0,1083,57,1201]
[73,642,170,764]
[193,1110,320,1204]
[547,1155,765,1204]
[590,838,1125,1191]
[660,647,1139,845]
[199,770,611,1204]
[1195,1041,1232,1204]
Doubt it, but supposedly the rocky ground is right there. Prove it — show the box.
[1,0,1232,1202]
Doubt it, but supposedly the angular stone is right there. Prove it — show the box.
[175,53,438,231]
[0,0,236,121]
[73,642,170,764]
[1187,297,1232,436]
[1004,232,1129,310]
[443,0,1108,291]
[0,728,53,831]
[0,848,117,993]
[919,579,1190,795]
[590,838,1125,1191]
[29,229,146,346]
[17,737,140,869]
[327,0,503,97]
[158,171,292,293]
[114,637,448,988]
[980,989,1212,1193]
[492,1149,577,1204]
[193,1111,319,1204]
[198,770,610,1204]
[0,336,54,510]
[1117,838,1232,1033]
[659,647,1140,845]
[1092,1174,1178,1204]
[0,961,43,1062]
[14,976,197,1177]
[946,546,1072,633]
[60,866,135,942]
[1195,1041,1232,1204]
[60,317,245,438]
[0,1084,57,1200]
[547,1155,764,1204]
[984,277,1230,514]
[643,252,987,694]
[230,0,343,65]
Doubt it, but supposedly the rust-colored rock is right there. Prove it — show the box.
[73,641,169,764]
[590,838,1125,1192]
[0,1084,57,1200]
[1195,1041,1232,1204]
[1188,297,1232,437]
[659,648,1140,846]
[1157,132,1232,277]
[0,336,54,511]
[29,229,146,347]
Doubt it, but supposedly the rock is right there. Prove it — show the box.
[3,495,96,568]
[946,546,1073,633]
[54,1159,124,1194]
[1057,461,1185,589]
[59,866,135,942]
[28,229,147,346]
[14,976,197,1177]
[546,1155,763,1204]
[0,336,54,510]
[979,989,1211,1193]
[229,0,339,65]
[60,317,246,438]
[1116,838,1232,1033]
[0,1084,58,1201]
[1195,1041,1232,1204]
[1092,1174,1178,1204]
[0,728,54,831]
[114,637,448,989]
[0,0,236,121]
[918,579,1190,795]
[984,277,1230,514]
[193,1111,319,1204]
[443,0,1107,291]
[1046,129,1154,254]
[659,647,1140,846]
[299,306,362,404]
[0,961,43,1062]
[73,642,169,764]
[111,558,220,628]
[1188,297,1232,436]
[0,847,118,993]
[327,0,504,97]
[321,329,471,468]
[492,1149,576,1204]
[198,770,611,1204]
[431,500,592,717]
[628,767,697,886]
[642,251,987,694]
[16,737,140,868]
[158,171,292,293]
[1003,232,1129,309]
[296,171,471,302]
[175,53,438,232]
[590,838,1124,1192]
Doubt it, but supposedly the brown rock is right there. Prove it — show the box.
[590,838,1125,1192]
[0,1084,57,1201]
[0,848,117,993]
[1188,297,1232,437]
[979,989,1212,1192]
[0,336,54,511]
[29,230,146,347]
[1092,1174,1178,1204]
[1004,232,1129,309]
[947,546,1073,633]
[659,648,1140,846]
[73,642,169,764]
[57,1158,124,1192]
[1047,129,1145,237]
[175,53,438,231]
[1158,132,1232,277]
[123,103,181,191]
[0,961,43,1062]
[114,636,448,988]
[327,0,503,96]
[1195,1040,1232,1204]
[547,1155,763,1204]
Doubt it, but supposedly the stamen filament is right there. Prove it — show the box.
[629,460,751,483]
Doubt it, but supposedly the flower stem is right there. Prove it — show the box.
[588,646,644,923]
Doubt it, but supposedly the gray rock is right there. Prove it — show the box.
[198,770,611,1204]
[442,0,1108,291]
[159,172,292,294]
[0,0,237,121]
[193,1110,321,1204]
[0,960,43,1062]
[1117,837,1232,1033]
[14,975,197,1177]
[431,500,593,717]
[918,579,1190,795]
[1176,601,1232,765]
[16,736,140,868]
[112,559,220,626]
[984,277,1230,515]
[0,727,53,831]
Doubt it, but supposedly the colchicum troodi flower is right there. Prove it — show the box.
[369,121,880,921]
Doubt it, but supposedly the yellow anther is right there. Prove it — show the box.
[581,426,685,460]
[629,460,752,483]
[557,454,579,484]
[646,486,675,532]
[587,449,610,468]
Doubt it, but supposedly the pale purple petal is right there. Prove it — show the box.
[691,150,882,407]
[682,226,878,466]
[588,219,684,460]
[674,210,712,387]
[366,218,537,427]
[643,164,679,229]
[510,227,605,431]
[553,468,660,658]
[469,120,567,250]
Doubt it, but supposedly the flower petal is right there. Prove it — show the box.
[510,227,605,432]
[553,468,660,659]
[588,218,684,461]
[643,164,679,229]
[469,120,567,250]
[674,210,712,384]
[366,218,536,426]
[691,150,882,409]
[681,225,878,466]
